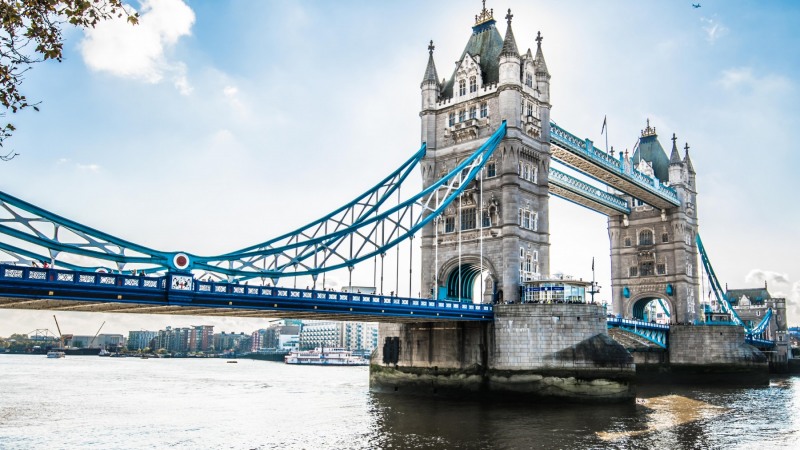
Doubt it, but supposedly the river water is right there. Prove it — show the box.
[0,355,797,449]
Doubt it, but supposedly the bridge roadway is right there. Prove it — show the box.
[0,264,492,323]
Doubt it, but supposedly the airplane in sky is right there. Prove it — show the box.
[692,3,701,8]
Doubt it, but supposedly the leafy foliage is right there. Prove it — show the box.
[0,0,138,153]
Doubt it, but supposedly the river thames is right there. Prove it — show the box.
[0,355,797,449]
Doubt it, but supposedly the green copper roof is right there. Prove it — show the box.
[631,124,671,183]
[725,288,771,305]
[442,22,504,98]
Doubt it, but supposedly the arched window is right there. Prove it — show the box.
[448,112,455,127]
[469,106,476,119]
[458,79,466,96]
[458,109,466,122]
[469,76,477,93]
[525,72,533,87]
[526,102,534,117]
[639,229,653,246]
[480,102,488,118]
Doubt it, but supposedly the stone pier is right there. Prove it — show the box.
[370,303,635,402]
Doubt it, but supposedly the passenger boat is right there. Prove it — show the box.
[46,351,65,358]
[284,347,369,366]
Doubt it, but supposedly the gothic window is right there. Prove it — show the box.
[629,267,638,277]
[469,76,477,93]
[486,162,496,178]
[657,264,666,275]
[624,237,631,247]
[460,167,470,182]
[525,72,533,88]
[661,233,669,243]
[523,164,530,180]
[640,262,654,276]
[518,162,523,177]
[458,79,466,96]
[458,109,466,122]
[480,102,488,118]
[469,106,477,119]
[444,217,455,233]
[460,207,476,231]
[482,210,491,228]
[518,209,535,230]
[532,166,538,183]
[525,253,533,273]
[639,230,654,246]
[448,112,455,127]
[526,101,534,117]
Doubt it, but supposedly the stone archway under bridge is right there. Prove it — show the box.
[629,293,674,324]
[439,256,498,304]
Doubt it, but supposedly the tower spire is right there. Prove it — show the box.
[683,143,695,174]
[669,133,682,164]
[500,9,519,57]
[421,40,439,86]
[534,31,549,76]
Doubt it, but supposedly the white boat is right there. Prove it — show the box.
[284,347,369,366]
[46,351,65,358]
[98,349,111,357]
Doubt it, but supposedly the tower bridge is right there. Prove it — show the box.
[0,3,790,399]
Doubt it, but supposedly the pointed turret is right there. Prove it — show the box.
[533,31,551,104]
[500,9,520,57]
[534,31,549,77]
[669,133,682,164]
[497,9,522,126]
[668,133,684,185]
[683,143,695,174]
[421,40,439,87]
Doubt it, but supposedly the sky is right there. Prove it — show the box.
[1,0,799,336]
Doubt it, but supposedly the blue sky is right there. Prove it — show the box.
[1,0,798,336]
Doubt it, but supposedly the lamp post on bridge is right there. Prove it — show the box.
[589,257,600,304]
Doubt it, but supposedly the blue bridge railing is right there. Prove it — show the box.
[549,123,680,206]
[0,264,493,322]
[548,167,630,214]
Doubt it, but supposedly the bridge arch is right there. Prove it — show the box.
[629,293,674,324]
[439,256,498,304]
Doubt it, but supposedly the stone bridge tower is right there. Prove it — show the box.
[608,122,701,323]
[418,6,551,304]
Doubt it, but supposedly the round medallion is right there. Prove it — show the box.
[173,253,190,270]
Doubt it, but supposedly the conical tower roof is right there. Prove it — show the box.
[684,144,695,174]
[441,6,504,98]
[421,40,439,86]
[534,31,549,76]
[500,9,520,57]
[631,119,671,183]
[669,133,682,164]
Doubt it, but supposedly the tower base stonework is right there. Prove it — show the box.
[632,325,769,384]
[370,304,635,403]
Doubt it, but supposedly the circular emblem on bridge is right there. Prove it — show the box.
[173,253,190,270]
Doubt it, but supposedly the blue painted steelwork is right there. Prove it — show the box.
[192,122,507,280]
[547,166,630,214]
[549,122,680,207]
[607,317,669,348]
[0,264,493,321]
[696,234,775,344]
[0,142,429,277]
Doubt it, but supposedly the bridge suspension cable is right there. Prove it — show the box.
[696,234,772,337]
[0,123,507,284]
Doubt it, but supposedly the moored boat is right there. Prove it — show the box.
[285,347,369,366]
[46,351,65,358]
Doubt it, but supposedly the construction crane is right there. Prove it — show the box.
[89,321,106,348]
[52,315,63,349]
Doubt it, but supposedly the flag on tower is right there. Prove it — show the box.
[601,115,607,135]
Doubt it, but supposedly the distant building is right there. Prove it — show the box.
[68,333,125,349]
[189,325,214,352]
[214,332,249,352]
[726,284,790,369]
[251,320,300,352]
[127,331,156,351]
[299,320,378,355]
[154,326,191,353]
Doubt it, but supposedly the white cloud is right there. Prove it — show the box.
[76,163,101,172]
[718,67,793,94]
[745,269,790,287]
[80,0,195,94]
[701,17,728,43]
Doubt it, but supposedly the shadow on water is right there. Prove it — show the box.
[367,378,800,450]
